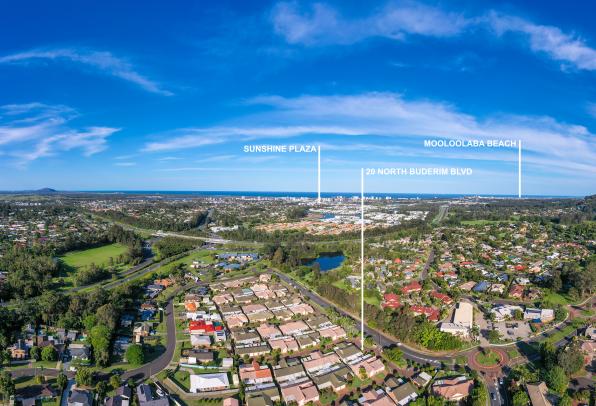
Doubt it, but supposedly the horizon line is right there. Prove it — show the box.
[0,189,587,198]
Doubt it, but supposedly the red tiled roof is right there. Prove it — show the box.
[410,305,440,321]
[383,293,401,309]
[401,281,422,294]
[189,320,223,333]
[431,291,453,304]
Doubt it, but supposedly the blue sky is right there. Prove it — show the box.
[0,0,595,196]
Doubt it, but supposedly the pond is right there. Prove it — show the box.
[305,253,345,272]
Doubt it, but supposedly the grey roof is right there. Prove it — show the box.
[389,382,417,402]
[335,343,361,360]
[68,390,92,406]
[136,384,169,406]
[273,363,306,381]
[311,365,351,390]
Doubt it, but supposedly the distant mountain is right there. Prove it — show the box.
[35,188,57,193]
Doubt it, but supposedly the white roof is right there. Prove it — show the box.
[190,335,211,345]
[452,302,473,328]
[190,373,230,392]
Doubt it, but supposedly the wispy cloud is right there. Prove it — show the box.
[487,12,596,71]
[141,92,596,176]
[143,125,362,152]
[114,162,136,167]
[157,156,183,161]
[271,1,470,45]
[0,48,173,95]
[271,1,596,72]
[0,103,119,165]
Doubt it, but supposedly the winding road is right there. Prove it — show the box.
[122,299,176,382]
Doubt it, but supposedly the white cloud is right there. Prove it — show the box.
[0,48,173,95]
[271,1,470,45]
[142,92,596,176]
[487,12,596,71]
[114,162,136,167]
[157,156,183,161]
[271,1,596,72]
[0,103,119,165]
[143,125,362,152]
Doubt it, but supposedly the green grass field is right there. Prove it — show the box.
[61,243,129,269]
[56,243,130,289]
[475,349,501,366]
[542,291,571,305]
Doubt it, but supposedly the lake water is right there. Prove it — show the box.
[306,254,345,271]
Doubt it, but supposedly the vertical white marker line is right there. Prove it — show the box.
[317,145,321,203]
[360,168,365,350]
[518,140,522,198]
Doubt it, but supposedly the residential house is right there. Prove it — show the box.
[136,384,169,406]
[311,365,352,392]
[190,373,231,393]
[239,362,274,385]
[232,330,261,346]
[401,281,422,295]
[235,343,270,358]
[410,305,440,322]
[305,315,332,330]
[257,324,282,340]
[280,379,320,406]
[509,285,525,299]
[105,386,132,406]
[431,376,474,401]
[9,339,28,360]
[318,325,347,341]
[68,389,93,406]
[133,322,152,343]
[302,351,341,374]
[348,354,385,379]
[269,337,299,354]
[431,291,453,305]
[69,343,91,362]
[189,320,224,335]
[412,372,432,388]
[225,313,249,329]
[335,343,363,363]
[524,308,554,323]
[273,359,307,383]
[359,388,395,406]
[190,335,211,348]
[247,311,275,324]
[526,382,552,406]
[16,384,57,406]
[279,320,309,336]
[296,333,319,349]
[386,378,418,406]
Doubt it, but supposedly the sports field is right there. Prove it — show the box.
[61,243,129,269]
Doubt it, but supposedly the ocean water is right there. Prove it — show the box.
[73,190,573,199]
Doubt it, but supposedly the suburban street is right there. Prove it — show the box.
[122,299,176,382]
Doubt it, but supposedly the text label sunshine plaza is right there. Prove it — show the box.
[423,139,517,148]
[243,144,318,153]
[366,167,473,176]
